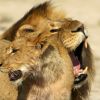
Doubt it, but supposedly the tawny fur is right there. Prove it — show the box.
[0,1,94,100]
[17,19,95,100]
[1,2,65,41]
[0,40,18,100]
[3,32,74,100]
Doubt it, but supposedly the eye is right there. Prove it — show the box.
[50,29,60,33]
[23,28,34,33]
[12,48,19,53]
[71,25,84,33]
[72,27,83,32]
[7,47,19,54]
[0,63,2,67]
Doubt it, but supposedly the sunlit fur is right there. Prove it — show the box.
[3,32,74,100]
[0,40,18,100]
[1,1,65,41]
[1,1,94,100]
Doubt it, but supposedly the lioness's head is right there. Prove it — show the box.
[3,37,47,86]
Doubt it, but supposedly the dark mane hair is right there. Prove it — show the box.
[2,2,51,41]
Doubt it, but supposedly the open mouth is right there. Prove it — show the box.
[69,39,88,87]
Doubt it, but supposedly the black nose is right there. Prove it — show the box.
[8,70,22,81]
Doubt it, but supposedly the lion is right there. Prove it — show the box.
[0,1,94,100]
[0,18,94,100]
[58,19,94,100]
[0,39,18,100]
[15,17,94,100]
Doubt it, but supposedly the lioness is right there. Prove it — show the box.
[2,31,74,100]
[0,39,18,100]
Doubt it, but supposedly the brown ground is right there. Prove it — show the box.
[0,0,100,99]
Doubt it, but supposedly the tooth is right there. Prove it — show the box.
[82,67,88,74]
[84,39,88,48]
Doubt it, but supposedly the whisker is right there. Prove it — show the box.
[0,67,10,73]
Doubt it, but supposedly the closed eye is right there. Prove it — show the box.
[72,27,83,33]
[50,29,60,33]
[0,63,2,67]
[23,28,34,33]
[12,48,19,53]
[71,25,88,38]
[71,25,84,33]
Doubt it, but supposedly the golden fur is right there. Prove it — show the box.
[0,40,18,100]
[19,19,94,100]
[1,2,64,41]
[2,31,74,100]
[0,1,94,100]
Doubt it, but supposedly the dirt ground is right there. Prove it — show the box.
[0,0,100,100]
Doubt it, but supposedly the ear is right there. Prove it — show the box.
[16,24,34,37]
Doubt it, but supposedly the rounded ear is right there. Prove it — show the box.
[16,24,34,37]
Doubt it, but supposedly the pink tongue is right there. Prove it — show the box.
[69,52,81,75]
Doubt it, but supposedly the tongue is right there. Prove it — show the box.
[69,52,81,76]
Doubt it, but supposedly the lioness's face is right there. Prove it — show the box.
[3,37,46,86]
[2,19,62,86]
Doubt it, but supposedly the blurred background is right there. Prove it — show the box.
[0,0,100,99]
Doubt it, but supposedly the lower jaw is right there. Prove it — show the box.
[73,77,88,89]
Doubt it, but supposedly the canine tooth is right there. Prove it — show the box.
[82,67,88,74]
[84,39,88,48]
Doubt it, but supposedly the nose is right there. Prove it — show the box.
[8,70,22,81]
